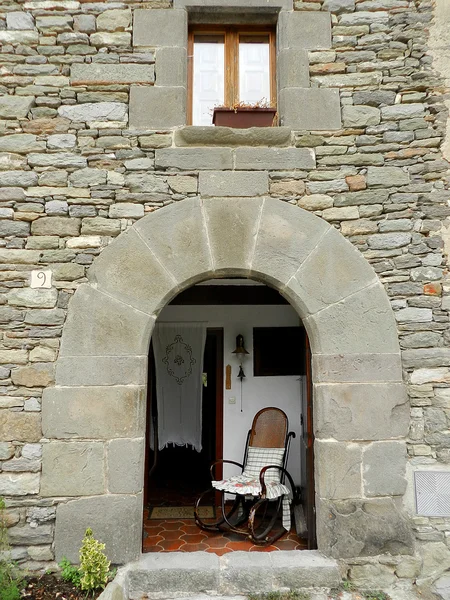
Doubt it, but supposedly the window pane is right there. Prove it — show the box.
[239,35,270,106]
[193,35,225,126]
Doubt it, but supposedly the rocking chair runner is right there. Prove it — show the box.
[194,407,298,546]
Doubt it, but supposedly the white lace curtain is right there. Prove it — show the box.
[152,323,207,452]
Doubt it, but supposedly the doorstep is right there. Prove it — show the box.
[122,550,340,599]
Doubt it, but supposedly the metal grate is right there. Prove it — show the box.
[415,471,450,517]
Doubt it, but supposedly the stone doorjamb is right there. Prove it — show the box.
[42,197,412,563]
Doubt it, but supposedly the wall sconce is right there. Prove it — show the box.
[232,334,249,382]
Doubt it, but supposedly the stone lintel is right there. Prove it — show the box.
[174,0,292,10]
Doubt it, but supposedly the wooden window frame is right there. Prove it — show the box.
[188,25,276,126]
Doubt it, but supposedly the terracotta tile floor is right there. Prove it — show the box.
[143,509,307,554]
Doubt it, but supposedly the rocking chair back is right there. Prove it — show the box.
[248,407,288,449]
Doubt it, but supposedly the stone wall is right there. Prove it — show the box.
[0,0,450,592]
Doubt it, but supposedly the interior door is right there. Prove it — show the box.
[300,334,316,548]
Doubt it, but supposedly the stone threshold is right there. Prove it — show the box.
[174,126,293,147]
[99,550,340,600]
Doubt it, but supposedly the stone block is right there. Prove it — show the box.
[317,497,414,558]
[81,217,121,236]
[41,441,105,497]
[0,349,28,364]
[363,441,407,497]
[315,441,362,499]
[342,105,380,127]
[349,563,396,588]
[32,217,80,237]
[199,171,268,197]
[9,524,53,546]
[220,552,272,594]
[58,102,128,125]
[155,147,232,170]
[367,166,410,188]
[288,225,378,315]
[11,363,54,387]
[0,412,41,443]
[0,171,38,187]
[129,86,186,130]
[279,88,341,130]
[312,353,402,383]
[28,152,86,169]
[0,473,40,496]
[0,96,35,119]
[60,284,154,357]
[128,553,219,597]
[133,9,187,48]
[270,550,340,588]
[7,11,35,30]
[174,0,292,7]
[203,197,264,276]
[88,228,178,315]
[314,382,409,441]
[56,356,147,387]
[156,47,187,87]
[97,9,131,32]
[55,494,142,564]
[42,386,145,439]
[107,438,144,494]
[278,11,332,50]
[235,147,315,170]
[134,197,213,288]
[252,200,331,287]
[71,64,154,84]
[0,134,45,154]
[304,283,400,354]
[174,126,291,147]
[108,204,144,218]
[278,48,310,90]
[7,288,57,308]
[90,32,131,47]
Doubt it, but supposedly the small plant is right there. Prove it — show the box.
[58,556,82,587]
[213,98,273,113]
[0,498,22,600]
[79,528,110,593]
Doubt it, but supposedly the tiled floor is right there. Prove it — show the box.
[142,509,307,554]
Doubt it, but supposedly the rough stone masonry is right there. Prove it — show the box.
[0,0,450,595]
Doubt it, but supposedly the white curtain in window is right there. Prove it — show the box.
[153,323,207,452]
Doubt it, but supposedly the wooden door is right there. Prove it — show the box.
[300,334,316,548]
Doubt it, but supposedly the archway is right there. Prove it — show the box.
[42,197,412,563]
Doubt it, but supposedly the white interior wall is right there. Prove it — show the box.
[158,303,303,485]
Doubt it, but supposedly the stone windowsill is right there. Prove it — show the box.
[174,126,293,147]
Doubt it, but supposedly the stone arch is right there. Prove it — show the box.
[42,197,412,563]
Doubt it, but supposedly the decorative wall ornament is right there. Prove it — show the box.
[162,334,196,385]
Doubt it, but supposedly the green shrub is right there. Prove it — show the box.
[58,557,82,587]
[79,528,110,592]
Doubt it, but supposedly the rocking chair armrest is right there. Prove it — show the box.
[209,459,244,479]
[259,465,296,499]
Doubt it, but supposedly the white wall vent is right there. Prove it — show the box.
[415,471,450,517]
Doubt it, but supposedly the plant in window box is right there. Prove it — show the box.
[212,100,277,129]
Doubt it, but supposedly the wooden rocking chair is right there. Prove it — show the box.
[194,407,298,546]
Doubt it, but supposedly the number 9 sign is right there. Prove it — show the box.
[30,269,52,289]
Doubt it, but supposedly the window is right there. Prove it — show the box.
[253,327,305,377]
[188,26,276,126]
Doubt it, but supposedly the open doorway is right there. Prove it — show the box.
[142,279,315,553]
[144,329,223,513]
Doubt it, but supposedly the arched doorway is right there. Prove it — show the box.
[42,197,412,564]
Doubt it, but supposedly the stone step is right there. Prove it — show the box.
[125,551,341,600]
